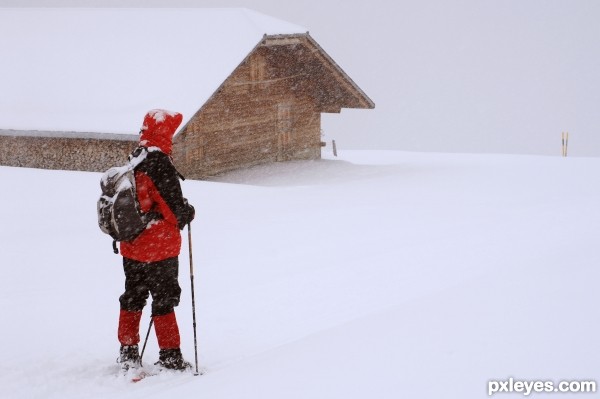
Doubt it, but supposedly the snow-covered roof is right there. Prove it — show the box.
[0,8,306,134]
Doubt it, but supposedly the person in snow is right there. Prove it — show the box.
[117,109,195,371]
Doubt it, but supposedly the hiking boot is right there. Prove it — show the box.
[155,348,191,371]
[117,345,140,371]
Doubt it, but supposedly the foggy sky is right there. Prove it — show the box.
[3,0,599,156]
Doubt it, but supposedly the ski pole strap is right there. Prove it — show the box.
[112,239,119,254]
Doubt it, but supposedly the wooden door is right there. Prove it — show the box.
[277,102,292,161]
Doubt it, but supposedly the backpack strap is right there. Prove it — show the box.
[128,146,149,169]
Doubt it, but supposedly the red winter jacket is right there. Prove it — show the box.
[120,110,194,262]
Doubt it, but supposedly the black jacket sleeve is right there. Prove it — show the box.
[137,151,195,229]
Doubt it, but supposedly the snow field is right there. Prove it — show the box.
[0,150,598,398]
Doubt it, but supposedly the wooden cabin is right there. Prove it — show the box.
[173,33,374,179]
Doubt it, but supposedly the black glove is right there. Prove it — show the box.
[185,202,195,225]
[179,198,195,229]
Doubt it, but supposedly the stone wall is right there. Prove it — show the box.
[0,130,138,172]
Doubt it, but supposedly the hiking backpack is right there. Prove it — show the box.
[97,147,155,253]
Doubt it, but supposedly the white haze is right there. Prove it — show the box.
[3,0,599,156]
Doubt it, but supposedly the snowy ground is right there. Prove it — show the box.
[1,150,598,398]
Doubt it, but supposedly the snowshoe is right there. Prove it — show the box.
[155,348,191,371]
[117,344,141,371]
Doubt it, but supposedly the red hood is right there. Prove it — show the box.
[139,109,183,155]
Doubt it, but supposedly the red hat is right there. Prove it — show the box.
[139,109,183,155]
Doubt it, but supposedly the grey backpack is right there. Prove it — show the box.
[97,147,154,253]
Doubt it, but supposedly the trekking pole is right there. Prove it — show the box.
[139,317,153,366]
[188,223,200,376]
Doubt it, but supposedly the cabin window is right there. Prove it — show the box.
[250,54,266,90]
[186,136,205,163]
[191,147,203,161]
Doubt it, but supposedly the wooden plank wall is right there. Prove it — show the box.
[174,43,324,179]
